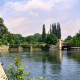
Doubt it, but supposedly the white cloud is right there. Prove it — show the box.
[29,11,38,17]
[5,0,54,11]
[4,0,75,12]
[61,19,80,39]
[4,17,29,34]
[0,0,78,39]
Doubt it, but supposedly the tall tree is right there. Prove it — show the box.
[50,24,52,34]
[52,23,57,36]
[57,22,61,39]
[42,24,46,42]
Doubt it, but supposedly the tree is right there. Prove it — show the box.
[65,36,72,42]
[50,24,52,34]
[52,23,57,36]
[65,31,80,47]
[56,22,61,39]
[46,33,58,44]
[33,33,42,42]
[0,39,2,45]
[0,18,8,36]
[42,24,46,42]
[25,35,37,44]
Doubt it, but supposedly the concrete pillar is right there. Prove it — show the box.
[30,45,33,52]
[59,39,62,50]
[18,46,22,52]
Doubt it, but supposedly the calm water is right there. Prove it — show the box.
[0,50,80,80]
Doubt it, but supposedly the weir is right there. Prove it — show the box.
[0,39,63,52]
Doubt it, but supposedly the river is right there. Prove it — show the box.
[0,50,80,80]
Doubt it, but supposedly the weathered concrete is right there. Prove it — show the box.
[0,45,9,52]
[0,63,8,80]
[59,39,63,50]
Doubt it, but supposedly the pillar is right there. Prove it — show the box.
[18,46,22,52]
[30,45,33,52]
[59,39,62,50]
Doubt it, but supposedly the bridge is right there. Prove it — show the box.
[0,39,80,52]
[9,44,45,52]
[0,39,66,52]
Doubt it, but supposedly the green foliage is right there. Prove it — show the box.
[0,18,8,35]
[46,33,58,44]
[56,22,61,39]
[33,33,42,42]
[49,23,61,39]
[65,31,80,47]
[65,36,72,42]
[0,39,2,45]
[25,36,37,44]
[6,57,46,80]
[50,24,52,34]
[42,24,46,42]
[52,23,57,36]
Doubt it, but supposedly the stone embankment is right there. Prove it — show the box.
[0,63,8,80]
[0,45,9,52]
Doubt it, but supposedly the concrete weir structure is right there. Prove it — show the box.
[0,45,9,52]
[0,39,63,52]
[0,63,8,80]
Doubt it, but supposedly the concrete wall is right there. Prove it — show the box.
[0,45,9,52]
[0,63,8,80]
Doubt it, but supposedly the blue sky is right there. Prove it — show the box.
[0,0,80,39]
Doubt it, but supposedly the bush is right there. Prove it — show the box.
[6,57,46,80]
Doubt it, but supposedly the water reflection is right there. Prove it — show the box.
[28,50,63,79]
[47,50,63,64]
[0,50,64,80]
[67,51,80,63]
[0,51,9,57]
[28,50,63,64]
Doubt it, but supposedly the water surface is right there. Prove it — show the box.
[0,50,80,80]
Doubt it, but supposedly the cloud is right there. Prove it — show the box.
[0,0,78,39]
[61,19,80,39]
[4,17,29,34]
[5,0,54,11]
[4,0,75,12]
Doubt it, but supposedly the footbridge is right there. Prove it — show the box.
[1,39,77,52]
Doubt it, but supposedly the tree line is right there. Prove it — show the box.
[65,31,80,47]
[0,18,61,45]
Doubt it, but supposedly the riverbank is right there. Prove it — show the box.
[0,63,8,80]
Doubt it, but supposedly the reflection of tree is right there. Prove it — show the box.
[30,51,63,77]
[42,52,47,78]
[50,64,61,75]
[29,51,63,64]
[47,50,63,75]
[67,51,80,63]
[47,50,63,64]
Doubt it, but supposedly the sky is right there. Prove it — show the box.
[0,0,80,39]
